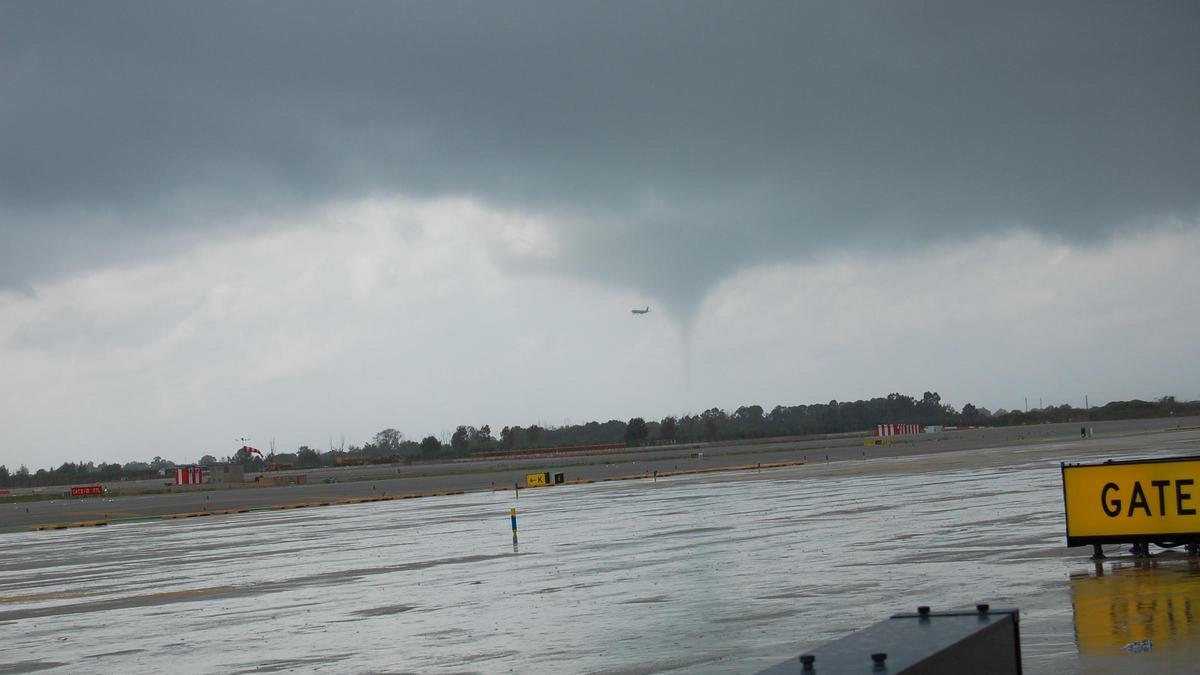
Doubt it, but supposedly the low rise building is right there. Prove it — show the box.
[205,463,245,484]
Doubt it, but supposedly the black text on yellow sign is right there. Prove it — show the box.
[1062,457,1200,546]
[526,472,550,487]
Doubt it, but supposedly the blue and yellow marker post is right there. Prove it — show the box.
[510,507,518,550]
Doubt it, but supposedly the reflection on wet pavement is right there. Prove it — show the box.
[3,440,1199,673]
[1072,558,1200,670]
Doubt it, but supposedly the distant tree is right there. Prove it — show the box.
[961,403,979,424]
[733,405,764,427]
[149,456,174,472]
[397,440,421,458]
[0,465,8,484]
[450,426,470,452]
[500,426,517,450]
[296,446,320,468]
[918,391,942,420]
[198,454,218,466]
[420,436,442,457]
[625,417,649,445]
[526,424,543,447]
[700,408,725,441]
[471,425,493,448]
[659,416,677,441]
[17,465,30,477]
[373,429,403,454]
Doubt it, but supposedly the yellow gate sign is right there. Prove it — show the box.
[526,471,550,487]
[1062,456,1200,546]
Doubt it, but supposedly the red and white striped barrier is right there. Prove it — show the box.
[175,466,204,485]
[875,424,924,437]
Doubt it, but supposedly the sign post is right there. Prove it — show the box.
[510,507,518,550]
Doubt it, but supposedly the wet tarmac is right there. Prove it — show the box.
[4,429,1200,673]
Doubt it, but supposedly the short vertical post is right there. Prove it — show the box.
[510,507,518,549]
[1090,543,1106,560]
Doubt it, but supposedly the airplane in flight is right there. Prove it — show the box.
[631,306,650,315]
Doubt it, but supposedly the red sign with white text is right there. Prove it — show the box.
[70,485,103,497]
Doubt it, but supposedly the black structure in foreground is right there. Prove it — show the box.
[757,605,1020,674]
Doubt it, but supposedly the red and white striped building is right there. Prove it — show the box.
[875,423,924,437]
[174,466,204,485]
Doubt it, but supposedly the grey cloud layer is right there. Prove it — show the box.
[3,2,1197,314]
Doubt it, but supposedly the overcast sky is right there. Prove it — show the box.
[2,2,1198,469]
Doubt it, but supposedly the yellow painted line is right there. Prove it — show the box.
[0,590,111,603]
[161,508,251,519]
[31,520,108,531]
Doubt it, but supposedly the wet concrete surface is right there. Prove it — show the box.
[3,424,1200,673]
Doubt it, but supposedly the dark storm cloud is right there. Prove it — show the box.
[2,2,1197,316]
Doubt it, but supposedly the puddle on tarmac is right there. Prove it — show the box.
[3,443,1200,673]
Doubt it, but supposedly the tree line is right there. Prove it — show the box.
[3,393,1196,488]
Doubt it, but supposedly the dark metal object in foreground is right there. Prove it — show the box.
[757,605,1020,674]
